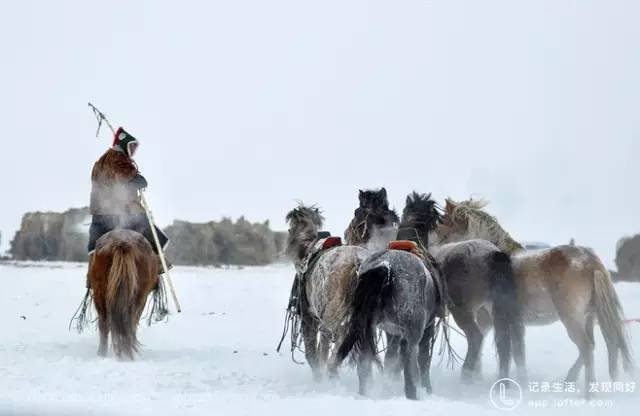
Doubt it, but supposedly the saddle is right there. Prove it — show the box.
[388,240,423,258]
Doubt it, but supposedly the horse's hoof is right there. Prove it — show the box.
[405,390,418,400]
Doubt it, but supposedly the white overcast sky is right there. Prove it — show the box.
[0,1,638,266]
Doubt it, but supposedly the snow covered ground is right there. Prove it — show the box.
[0,262,638,416]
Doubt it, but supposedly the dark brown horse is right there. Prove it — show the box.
[87,229,167,360]
[345,188,399,249]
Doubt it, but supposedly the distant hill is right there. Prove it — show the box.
[9,208,286,266]
[164,217,287,266]
[615,234,640,282]
[10,208,91,262]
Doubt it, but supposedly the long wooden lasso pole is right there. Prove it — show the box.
[88,102,181,313]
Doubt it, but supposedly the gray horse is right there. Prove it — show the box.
[285,204,368,381]
[333,194,446,400]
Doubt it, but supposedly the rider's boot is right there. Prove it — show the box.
[156,254,173,274]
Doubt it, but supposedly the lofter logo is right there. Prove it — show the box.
[489,378,523,411]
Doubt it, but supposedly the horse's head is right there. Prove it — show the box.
[358,187,390,210]
[398,192,441,247]
[346,187,399,247]
[433,198,470,244]
[437,197,524,253]
[286,204,324,262]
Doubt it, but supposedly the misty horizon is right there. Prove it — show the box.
[1,1,638,269]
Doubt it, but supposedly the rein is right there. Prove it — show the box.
[347,212,371,244]
[276,241,326,363]
[69,289,94,333]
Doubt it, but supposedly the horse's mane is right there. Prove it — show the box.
[446,197,524,253]
[401,192,441,236]
[286,203,324,261]
[286,203,324,228]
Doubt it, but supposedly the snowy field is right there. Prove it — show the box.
[0,262,638,416]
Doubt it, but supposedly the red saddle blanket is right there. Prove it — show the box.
[388,240,423,257]
[322,236,343,250]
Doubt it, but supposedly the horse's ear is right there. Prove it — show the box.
[405,194,412,206]
[358,189,365,203]
[445,198,456,214]
[380,187,387,199]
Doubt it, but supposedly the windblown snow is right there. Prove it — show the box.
[0,263,638,415]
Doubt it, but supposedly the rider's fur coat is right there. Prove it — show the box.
[90,148,144,215]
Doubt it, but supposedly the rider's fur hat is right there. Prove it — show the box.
[112,127,139,157]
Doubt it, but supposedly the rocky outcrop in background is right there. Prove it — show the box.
[164,217,286,266]
[10,208,91,262]
[614,234,640,282]
[8,208,286,266]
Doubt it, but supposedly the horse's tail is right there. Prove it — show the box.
[106,242,141,360]
[490,251,525,378]
[593,268,634,376]
[334,262,391,368]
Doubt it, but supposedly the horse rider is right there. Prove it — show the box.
[86,127,171,288]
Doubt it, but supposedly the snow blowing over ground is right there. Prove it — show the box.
[0,263,638,415]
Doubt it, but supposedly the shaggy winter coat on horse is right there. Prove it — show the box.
[88,229,168,359]
[335,191,449,399]
[348,190,525,386]
[285,205,368,382]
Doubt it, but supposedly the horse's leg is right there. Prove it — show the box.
[418,324,435,394]
[301,315,321,382]
[384,333,402,378]
[357,352,373,396]
[97,315,109,357]
[475,307,494,375]
[401,339,419,400]
[452,307,484,383]
[560,312,595,397]
[562,313,594,381]
[565,356,583,383]
[94,289,109,357]
[476,306,493,336]
[317,330,332,377]
[512,328,528,383]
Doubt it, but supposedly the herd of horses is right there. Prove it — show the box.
[76,187,634,401]
[284,188,633,399]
